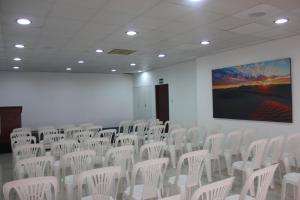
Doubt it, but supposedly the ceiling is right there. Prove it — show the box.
[0,0,300,74]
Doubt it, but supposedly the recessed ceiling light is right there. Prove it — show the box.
[201,40,211,45]
[158,54,166,58]
[111,69,117,72]
[130,63,136,66]
[126,30,137,36]
[96,49,104,53]
[13,66,20,70]
[137,70,143,73]
[17,18,31,25]
[13,57,22,61]
[15,44,25,48]
[274,18,289,24]
[66,67,72,71]
[78,60,84,64]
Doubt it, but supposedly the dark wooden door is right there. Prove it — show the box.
[155,84,169,123]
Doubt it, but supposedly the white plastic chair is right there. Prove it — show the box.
[62,150,96,200]
[165,128,187,168]
[148,119,162,130]
[58,124,75,133]
[15,156,54,179]
[86,125,103,135]
[64,127,83,138]
[118,121,132,134]
[167,150,208,199]
[223,130,243,176]
[281,133,300,173]
[191,177,234,200]
[203,133,224,182]
[78,166,121,200]
[240,129,256,159]
[42,134,65,150]
[226,164,278,200]
[83,138,111,166]
[51,139,79,181]
[12,128,31,133]
[96,129,116,143]
[3,176,58,200]
[38,127,57,141]
[231,139,268,192]
[186,127,206,152]
[11,136,36,151]
[123,158,169,200]
[14,143,44,163]
[10,131,32,140]
[281,172,300,200]
[74,131,94,143]
[132,122,147,145]
[105,145,135,187]
[147,125,165,142]
[140,141,165,161]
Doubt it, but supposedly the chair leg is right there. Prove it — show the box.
[245,168,254,196]
[224,153,232,176]
[65,183,74,200]
[282,157,291,173]
[205,158,212,182]
[169,145,176,168]
[217,158,222,178]
[186,143,192,153]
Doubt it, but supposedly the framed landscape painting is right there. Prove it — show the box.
[212,58,292,123]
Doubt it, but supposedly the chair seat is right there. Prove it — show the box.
[82,194,113,200]
[232,161,255,171]
[226,194,255,200]
[65,175,75,185]
[124,184,145,200]
[168,175,188,192]
[283,172,300,185]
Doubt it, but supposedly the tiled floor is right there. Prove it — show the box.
[0,152,290,200]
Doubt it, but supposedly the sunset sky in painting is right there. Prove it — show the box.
[212,58,291,89]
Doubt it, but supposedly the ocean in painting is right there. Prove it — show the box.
[212,58,292,123]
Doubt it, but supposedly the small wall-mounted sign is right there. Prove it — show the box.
[159,78,164,84]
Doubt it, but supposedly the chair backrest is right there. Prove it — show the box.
[3,176,58,200]
[96,129,116,142]
[14,144,44,161]
[203,133,224,156]
[115,135,138,148]
[58,124,75,133]
[132,122,147,135]
[140,141,165,160]
[79,123,94,130]
[245,139,268,170]
[130,158,169,200]
[149,125,165,141]
[64,127,83,138]
[86,125,103,134]
[191,177,234,200]
[175,150,208,190]
[285,133,300,159]
[148,119,163,130]
[83,138,111,156]
[13,128,31,133]
[241,129,256,148]
[239,164,278,200]
[51,139,79,160]
[43,134,65,149]
[186,127,206,148]
[62,150,96,177]
[38,128,58,141]
[105,145,135,177]
[78,166,121,200]
[10,131,32,140]
[15,156,54,179]
[74,131,94,143]
[169,128,187,150]
[11,136,36,150]
[118,121,132,134]
[264,136,284,165]
[225,130,243,154]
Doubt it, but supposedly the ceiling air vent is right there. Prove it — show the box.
[108,49,136,55]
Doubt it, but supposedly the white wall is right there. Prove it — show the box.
[133,61,198,127]
[0,72,133,128]
[197,35,300,137]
